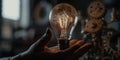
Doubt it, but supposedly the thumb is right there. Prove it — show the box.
[38,28,52,47]
[28,28,52,51]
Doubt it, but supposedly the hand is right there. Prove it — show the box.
[11,28,91,60]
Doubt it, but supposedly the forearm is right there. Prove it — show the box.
[0,57,11,60]
[0,53,28,60]
[0,55,21,60]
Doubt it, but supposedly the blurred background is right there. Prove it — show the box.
[0,0,120,58]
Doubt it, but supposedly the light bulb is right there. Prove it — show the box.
[49,3,78,50]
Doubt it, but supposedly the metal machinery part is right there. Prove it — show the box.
[101,29,116,52]
[85,18,105,33]
[34,1,52,25]
[82,1,120,60]
[88,1,106,18]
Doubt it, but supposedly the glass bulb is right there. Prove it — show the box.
[49,3,78,50]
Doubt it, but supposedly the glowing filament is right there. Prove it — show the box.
[56,11,73,38]
[58,11,73,30]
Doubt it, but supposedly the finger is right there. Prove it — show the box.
[70,40,86,47]
[64,40,86,55]
[69,39,79,46]
[47,46,60,53]
[37,28,52,47]
[29,28,52,50]
[73,43,91,58]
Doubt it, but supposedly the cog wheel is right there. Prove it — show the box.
[85,18,105,33]
[34,1,52,25]
[88,1,106,18]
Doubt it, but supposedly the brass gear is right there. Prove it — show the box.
[33,1,52,25]
[88,1,106,18]
[85,18,105,33]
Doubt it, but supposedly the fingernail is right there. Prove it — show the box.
[45,28,52,38]
[46,28,50,34]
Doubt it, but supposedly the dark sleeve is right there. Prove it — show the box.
[0,54,22,60]
[0,57,11,60]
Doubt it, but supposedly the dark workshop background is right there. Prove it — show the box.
[0,0,120,58]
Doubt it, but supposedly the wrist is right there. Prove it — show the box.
[10,52,31,60]
[10,54,24,60]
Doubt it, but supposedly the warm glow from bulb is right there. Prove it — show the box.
[49,3,78,39]
[49,3,78,50]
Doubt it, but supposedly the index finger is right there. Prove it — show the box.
[29,28,52,50]
[37,28,52,47]
[73,43,92,58]
[69,39,79,46]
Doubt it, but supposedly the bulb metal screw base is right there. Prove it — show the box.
[58,39,69,50]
